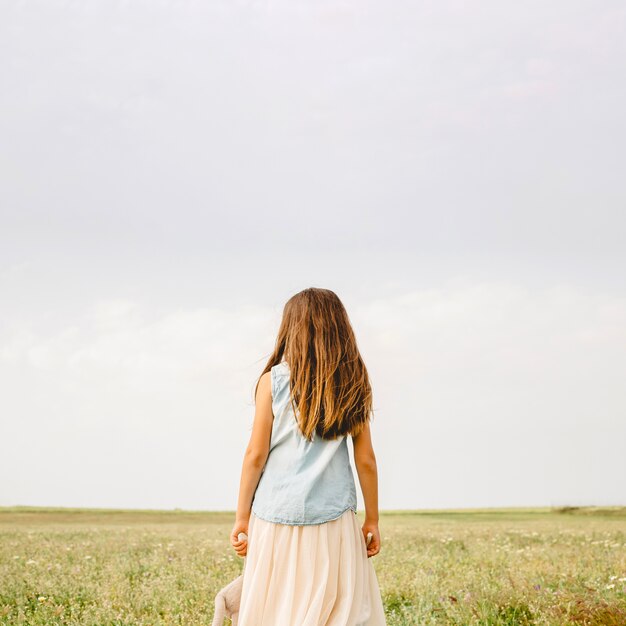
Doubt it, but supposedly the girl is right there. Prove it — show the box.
[230,287,386,625]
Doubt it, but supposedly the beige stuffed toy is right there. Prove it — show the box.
[212,532,247,626]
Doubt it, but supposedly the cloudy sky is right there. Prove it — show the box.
[1,0,624,511]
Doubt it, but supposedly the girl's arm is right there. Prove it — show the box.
[234,371,273,521]
[352,421,381,557]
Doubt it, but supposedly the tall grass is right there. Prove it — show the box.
[1,507,625,625]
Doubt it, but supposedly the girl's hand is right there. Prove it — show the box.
[230,519,249,557]
[362,522,381,558]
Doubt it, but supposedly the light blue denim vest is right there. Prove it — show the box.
[251,361,358,525]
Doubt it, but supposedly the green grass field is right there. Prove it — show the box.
[1,506,625,625]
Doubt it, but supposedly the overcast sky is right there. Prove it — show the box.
[1,0,624,511]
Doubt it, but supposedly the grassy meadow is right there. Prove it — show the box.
[1,506,625,625]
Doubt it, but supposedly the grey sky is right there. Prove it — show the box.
[1,0,624,510]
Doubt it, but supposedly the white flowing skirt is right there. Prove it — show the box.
[238,507,386,626]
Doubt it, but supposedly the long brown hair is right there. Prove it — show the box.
[255,288,373,441]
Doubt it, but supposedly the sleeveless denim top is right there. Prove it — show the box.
[251,361,358,525]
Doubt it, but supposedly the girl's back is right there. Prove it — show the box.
[251,360,358,525]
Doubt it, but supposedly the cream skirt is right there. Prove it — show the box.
[238,508,386,626]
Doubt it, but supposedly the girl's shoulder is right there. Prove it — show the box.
[271,361,290,377]
[270,361,290,396]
